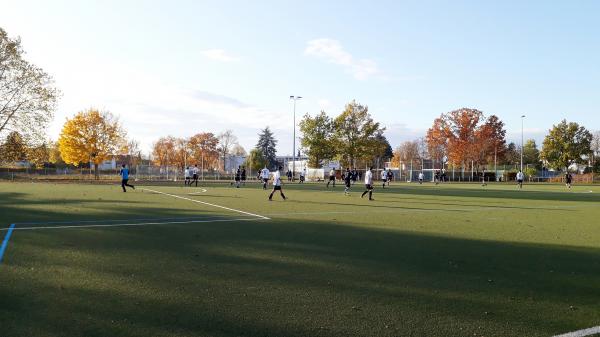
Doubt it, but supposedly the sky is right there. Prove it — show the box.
[1,0,599,156]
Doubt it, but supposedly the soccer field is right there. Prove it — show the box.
[1,181,599,337]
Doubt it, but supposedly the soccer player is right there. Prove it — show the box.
[234,166,241,188]
[351,168,358,185]
[565,172,573,189]
[386,169,393,186]
[191,164,199,187]
[361,166,374,200]
[326,167,336,188]
[299,168,306,183]
[268,166,286,201]
[434,170,440,185]
[241,166,247,186]
[516,170,524,189]
[381,169,387,188]
[260,166,270,190]
[418,172,424,184]
[119,164,135,192]
[184,167,190,186]
[344,167,352,195]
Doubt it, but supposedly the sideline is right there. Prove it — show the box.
[5,217,264,231]
[0,224,16,263]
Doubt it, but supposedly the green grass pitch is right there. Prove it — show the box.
[1,181,599,337]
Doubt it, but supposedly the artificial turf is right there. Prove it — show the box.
[0,180,599,337]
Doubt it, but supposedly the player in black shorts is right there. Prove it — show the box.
[565,172,573,189]
[344,168,352,195]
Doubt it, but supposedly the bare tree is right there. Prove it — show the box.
[1,28,59,141]
[217,130,237,171]
[126,138,142,167]
[231,144,246,156]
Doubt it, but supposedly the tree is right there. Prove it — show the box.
[0,28,59,141]
[477,115,507,168]
[231,144,247,156]
[245,148,267,172]
[299,111,335,167]
[152,136,176,167]
[125,138,142,167]
[390,140,420,169]
[541,120,592,170]
[58,109,125,178]
[48,141,64,166]
[426,108,506,173]
[425,117,448,168]
[333,100,383,167]
[0,131,27,163]
[503,142,520,166]
[591,131,600,174]
[374,132,393,162]
[172,137,190,170]
[27,142,50,168]
[256,126,278,168]
[189,132,219,170]
[522,139,541,168]
[217,130,237,171]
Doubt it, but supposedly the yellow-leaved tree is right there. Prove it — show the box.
[58,108,125,179]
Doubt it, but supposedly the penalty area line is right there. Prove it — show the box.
[143,188,270,220]
[553,326,600,337]
[6,217,265,231]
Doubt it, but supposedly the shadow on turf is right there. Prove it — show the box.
[283,183,600,203]
[1,217,599,337]
[286,198,571,212]
[0,192,228,226]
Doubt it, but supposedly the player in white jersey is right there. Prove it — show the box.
[381,169,387,188]
[184,167,191,186]
[361,167,374,200]
[191,164,199,187]
[516,170,524,189]
[260,167,270,190]
[326,168,336,188]
[268,166,287,201]
[418,172,424,184]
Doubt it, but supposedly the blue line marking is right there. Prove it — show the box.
[0,224,16,264]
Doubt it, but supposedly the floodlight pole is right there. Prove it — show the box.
[521,115,526,172]
[290,95,302,182]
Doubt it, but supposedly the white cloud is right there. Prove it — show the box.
[199,49,240,62]
[305,38,379,80]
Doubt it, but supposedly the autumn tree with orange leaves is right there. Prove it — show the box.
[188,132,219,169]
[426,108,506,176]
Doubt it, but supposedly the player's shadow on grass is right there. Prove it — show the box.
[2,217,599,337]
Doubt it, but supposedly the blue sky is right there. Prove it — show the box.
[1,0,599,155]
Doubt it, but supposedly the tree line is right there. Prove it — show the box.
[300,105,600,175]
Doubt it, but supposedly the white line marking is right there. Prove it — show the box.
[5,218,264,231]
[143,188,270,220]
[553,326,600,337]
[188,188,208,195]
[266,211,357,216]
